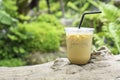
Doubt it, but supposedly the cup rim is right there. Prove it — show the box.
[65,27,94,32]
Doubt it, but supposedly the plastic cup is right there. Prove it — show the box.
[65,27,94,64]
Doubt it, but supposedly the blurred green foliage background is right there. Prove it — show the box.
[0,0,120,67]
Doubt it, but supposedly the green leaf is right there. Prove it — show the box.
[67,2,79,11]
[0,40,4,46]
[80,3,90,12]
[7,34,18,40]
[19,47,26,53]
[88,0,99,8]
[109,23,120,53]
[13,47,19,53]
[0,11,13,25]
[99,2,119,22]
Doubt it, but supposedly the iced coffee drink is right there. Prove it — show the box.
[65,28,94,64]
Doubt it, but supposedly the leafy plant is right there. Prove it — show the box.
[91,1,120,54]
[0,10,18,59]
[20,14,64,52]
[0,8,64,66]
[0,58,26,67]
[0,0,18,18]
[108,22,120,54]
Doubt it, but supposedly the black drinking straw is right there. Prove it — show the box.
[78,11,102,29]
